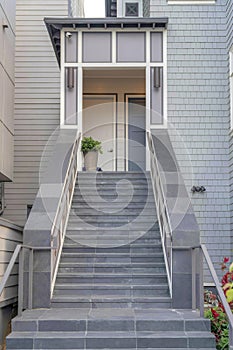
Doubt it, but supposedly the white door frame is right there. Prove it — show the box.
[125,94,146,171]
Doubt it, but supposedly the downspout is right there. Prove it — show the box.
[0,182,5,216]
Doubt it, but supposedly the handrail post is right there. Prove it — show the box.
[199,247,204,317]
[192,248,196,310]
[229,319,233,349]
[28,249,33,310]
[18,247,24,316]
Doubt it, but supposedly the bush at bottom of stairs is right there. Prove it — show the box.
[204,257,233,350]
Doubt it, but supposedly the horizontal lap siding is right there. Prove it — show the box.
[150,0,231,278]
[3,0,68,226]
[0,223,23,306]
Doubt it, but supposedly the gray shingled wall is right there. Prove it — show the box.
[227,0,233,260]
[150,0,231,275]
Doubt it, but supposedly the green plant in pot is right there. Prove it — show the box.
[81,136,103,171]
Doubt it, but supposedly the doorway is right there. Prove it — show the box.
[126,96,146,171]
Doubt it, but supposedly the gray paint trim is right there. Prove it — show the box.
[116,32,146,63]
[82,32,112,63]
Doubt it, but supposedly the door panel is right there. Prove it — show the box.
[83,95,116,171]
[128,97,146,171]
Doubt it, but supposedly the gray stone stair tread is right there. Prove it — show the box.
[58,262,165,267]
[52,296,171,301]
[61,252,164,256]
[55,283,168,289]
[56,272,167,277]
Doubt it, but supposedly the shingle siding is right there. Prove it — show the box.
[2,0,68,225]
[150,0,231,276]
[227,0,233,261]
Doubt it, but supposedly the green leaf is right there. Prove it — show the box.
[226,288,233,303]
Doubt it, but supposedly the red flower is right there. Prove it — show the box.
[224,257,229,263]
[211,309,220,319]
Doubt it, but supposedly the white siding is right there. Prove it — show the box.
[0,219,23,307]
[0,0,16,181]
[3,0,68,225]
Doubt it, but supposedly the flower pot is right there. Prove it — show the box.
[84,150,98,171]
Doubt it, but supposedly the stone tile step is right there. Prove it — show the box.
[75,184,152,189]
[51,299,172,309]
[67,222,159,229]
[53,283,169,297]
[72,197,156,203]
[58,262,166,273]
[73,190,154,197]
[77,171,150,177]
[11,308,211,333]
[68,215,156,221]
[71,204,156,210]
[60,252,165,263]
[6,331,215,349]
[58,267,166,274]
[55,273,168,284]
[70,209,156,216]
[64,236,161,244]
[61,247,163,255]
[65,227,160,234]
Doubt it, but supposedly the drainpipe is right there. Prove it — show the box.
[0,182,5,216]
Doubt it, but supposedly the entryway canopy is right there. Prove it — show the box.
[45,17,168,64]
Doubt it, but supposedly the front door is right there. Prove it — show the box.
[83,94,116,171]
[127,97,146,171]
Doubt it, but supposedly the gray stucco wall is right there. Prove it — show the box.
[150,0,231,276]
[2,0,68,226]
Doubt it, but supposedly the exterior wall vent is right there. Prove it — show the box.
[125,2,139,16]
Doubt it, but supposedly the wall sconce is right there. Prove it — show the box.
[2,19,8,29]
[191,186,206,193]
[67,67,74,89]
[154,67,161,88]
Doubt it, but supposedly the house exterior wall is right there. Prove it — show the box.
[0,0,16,182]
[0,218,23,346]
[69,0,85,17]
[149,0,231,274]
[2,0,68,226]
[227,0,233,260]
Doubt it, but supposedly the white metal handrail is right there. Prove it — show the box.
[147,132,172,295]
[0,244,53,316]
[50,133,81,294]
[191,244,233,349]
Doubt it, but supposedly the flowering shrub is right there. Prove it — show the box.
[204,257,233,350]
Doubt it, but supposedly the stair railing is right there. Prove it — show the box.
[0,133,81,315]
[50,132,81,294]
[147,132,172,296]
[0,244,53,316]
[192,244,233,349]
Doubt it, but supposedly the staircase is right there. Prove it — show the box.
[7,172,216,349]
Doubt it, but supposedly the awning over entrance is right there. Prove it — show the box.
[44,17,169,64]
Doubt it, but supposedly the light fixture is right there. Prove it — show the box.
[67,67,74,89]
[154,67,161,88]
[191,186,206,193]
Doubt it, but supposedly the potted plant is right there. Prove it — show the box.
[81,136,103,171]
